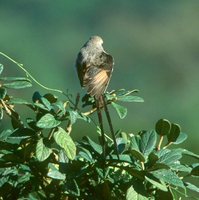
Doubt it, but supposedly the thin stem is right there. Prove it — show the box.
[0,52,64,93]
[141,162,145,170]
[163,142,173,149]
[157,135,164,150]
[82,107,97,116]
[102,95,119,160]
[0,99,11,115]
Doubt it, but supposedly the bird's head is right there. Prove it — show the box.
[88,35,103,46]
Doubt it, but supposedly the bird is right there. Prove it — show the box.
[76,36,119,159]
[76,36,114,100]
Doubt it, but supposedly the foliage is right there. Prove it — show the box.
[0,59,199,200]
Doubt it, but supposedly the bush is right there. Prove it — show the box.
[0,53,199,200]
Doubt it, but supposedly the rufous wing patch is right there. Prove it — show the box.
[87,69,109,99]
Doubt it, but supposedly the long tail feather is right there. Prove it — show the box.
[102,95,119,160]
[95,97,106,159]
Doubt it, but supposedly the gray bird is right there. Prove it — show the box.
[76,36,114,100]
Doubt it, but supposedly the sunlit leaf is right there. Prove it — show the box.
[83,136,102,154]
[0,129,12,141]
[9,97,31,105]
[130,135,141,152]
[151,169,185,189]
[126,186,148,200]
[3,80,32,89]
[69,110,78,124]
[140,130,157,157]
[117,95,144,103]
[36,113,60,128]
[47,164,66,180]
[53,127,76,160]
[157,149,182,165]
[173,132,187,145]
[177,148,199,160]
[111,102,127,119]
[185,182,199,193]
[36,138,52,161]
[145,176,168,192]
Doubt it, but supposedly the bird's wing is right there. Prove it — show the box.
[84,52,113,99]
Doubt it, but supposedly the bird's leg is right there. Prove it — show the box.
[102,95,119,160]
[95,97,106,159]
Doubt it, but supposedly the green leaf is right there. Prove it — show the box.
[130,135,141,152]
[185,182,199,193]
[0,87,7,99]
[40,97,52,111]
[36,138,52,161]
[167,123,181,143]
[111,102,127,119]
[140,130,157,157]
[47,169,66,180]
[177,148,199,160]
[173,132,187,145]
[155,119,171,136]
[78,147,93,162]
[53,127,76,160]
[145,176,168,192]
[151,169,185,189]
[9,97,31,105]
[47,163,66,180]
[170,162,192,173]
[170,187,185,200]
[126,186,148,200]
[157,149,182,165]
[0,129,12,141]
[83,136,102,154]
[3,80,32,89]
[117,95,144,103]
[52,101,66,117]
[69,110,78,124]
[0,77,30,81]
[0,64,3,74]
[36,113,61,129]
[131,148,145,162]
[58,149,69,163]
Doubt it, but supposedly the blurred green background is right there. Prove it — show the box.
[0,1,199,153]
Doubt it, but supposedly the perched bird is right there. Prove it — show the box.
[76,36,114,100]
[76,36,119,159]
